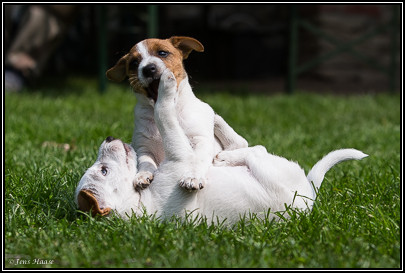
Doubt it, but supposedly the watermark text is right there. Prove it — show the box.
[8,257,55,266]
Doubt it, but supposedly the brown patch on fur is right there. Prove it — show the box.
[78,190,111,217]
[106,36,204,99]
[145,38,187,87]
[125,48,149,96]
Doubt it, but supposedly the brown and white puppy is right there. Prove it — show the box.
[106,36,248,191]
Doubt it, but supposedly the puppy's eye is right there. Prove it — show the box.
[101,166,108,176]
[158,51,168,57]
[129,59,139,70]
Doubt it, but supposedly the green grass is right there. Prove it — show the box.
[4,77,400,268]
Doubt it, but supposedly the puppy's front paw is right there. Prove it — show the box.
[179,177,205,191]
[159,69,177,97]
[134,171,154,190]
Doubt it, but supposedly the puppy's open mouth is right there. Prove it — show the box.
[147,79,160,102]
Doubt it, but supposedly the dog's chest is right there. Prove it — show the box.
[176,102,214,140]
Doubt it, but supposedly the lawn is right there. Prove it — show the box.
[4,77,401,268]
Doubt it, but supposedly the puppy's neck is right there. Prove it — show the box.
[177,75,195,99]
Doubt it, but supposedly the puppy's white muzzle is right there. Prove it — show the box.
[138,56,166,87]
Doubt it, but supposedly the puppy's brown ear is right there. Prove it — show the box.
[169,36,204,59]
[106,55,128,82]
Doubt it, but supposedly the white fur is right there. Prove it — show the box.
[75,70,368,225]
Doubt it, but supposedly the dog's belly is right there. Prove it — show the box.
[195,166,288,223]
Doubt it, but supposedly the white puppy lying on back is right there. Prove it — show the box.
[106,36,248,191]
[75,70,367,224]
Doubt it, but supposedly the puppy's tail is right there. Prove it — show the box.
[307,149,368,195]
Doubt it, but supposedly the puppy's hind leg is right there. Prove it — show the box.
[214,114,248,150]
[214,145,295,198]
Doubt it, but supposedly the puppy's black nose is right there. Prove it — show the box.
[105,136,115,143]
[142,64,157,78]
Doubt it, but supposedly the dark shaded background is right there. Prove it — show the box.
[4,4,401,94]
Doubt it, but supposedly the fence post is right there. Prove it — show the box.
[97,6,107,93]
[286,5,298,94]
[389,5,399,93]
[148,5,158,38]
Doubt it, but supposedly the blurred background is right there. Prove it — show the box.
[4,4,401,94]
